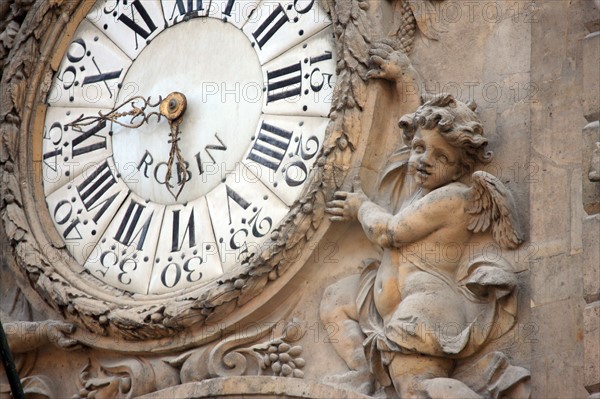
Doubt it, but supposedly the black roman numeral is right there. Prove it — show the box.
[171,209,196,252]
[71,120,108,158]
[266,62,302,103]
[117,0,158,40]
[226,186,251,225]
[247,122,293,172]
[82,69,122,86]
[82,57,123,99]
[77,161,119,223]
[252,3,289,49]
[310,51,333,65]
[43,147,63,172]
[171,0,204,19]
[223,0,236,16]
[114,200,153,250]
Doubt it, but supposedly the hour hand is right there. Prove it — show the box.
[65,95,165,131]
[159,92,188,200]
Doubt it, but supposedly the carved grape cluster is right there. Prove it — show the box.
[262,342,305,378]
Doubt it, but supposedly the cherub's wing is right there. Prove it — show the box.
[466,171,524,249]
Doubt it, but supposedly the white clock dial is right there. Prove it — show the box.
[87,0,166,59]
[161,0,210,27]
[207,0,261,28]
[46,158,130,265]
[149,197,222,294]
[262,27,336,117]
[242,0,331,64]
[243,115,329,206]
[42,0,336,296]
[47,19,132,108]
[42,106,114,196]
[206,163,289,272]
[111,18,264,205]
[84,192,165,294]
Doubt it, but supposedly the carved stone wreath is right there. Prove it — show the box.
[0,0,375,346]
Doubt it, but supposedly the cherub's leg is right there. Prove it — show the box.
[388,354,482,399]
[320,274,373,393]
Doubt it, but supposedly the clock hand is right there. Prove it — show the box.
[65,95,164,130]
[66,92,189,200]
[159,92,188,201]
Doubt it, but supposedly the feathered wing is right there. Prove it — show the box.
[466,171,524,249]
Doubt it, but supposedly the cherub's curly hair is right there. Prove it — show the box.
[398,93,493,174]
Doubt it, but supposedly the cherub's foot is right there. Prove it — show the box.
[324,369,374,395]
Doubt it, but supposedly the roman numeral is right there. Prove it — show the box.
[77,161,119,223]
[223,0,236,16]
[310,51,333,65]
[71,120,108,158]
[117,0,158,40]
[171,209,196,252]
[252,3,289,49]
[114,200,153,250]
[226,186,251,225]
[266,62,302,103]
[247,122,293,172]
[171,0,204,19]
[43,147,63,172]
[82,69,122,86]
[82,57,123,99]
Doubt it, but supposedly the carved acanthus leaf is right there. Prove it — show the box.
[75,357,180,399]
[169,319,308,382]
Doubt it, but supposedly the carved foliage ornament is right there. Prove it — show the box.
[0,0,382,344]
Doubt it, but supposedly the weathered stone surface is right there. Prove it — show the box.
[530,253,582,307]
[584,302,600,393]
[529,157,570,249]
[583,122,600,214]
[546,349,589,399]
[583,32,600,121]
[583,215,600,303]
[531,298,582,358]
[139,377,372,399]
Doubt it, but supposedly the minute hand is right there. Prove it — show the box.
[65,95,165,130]
[66,92,189,201]
[159,92,188,200]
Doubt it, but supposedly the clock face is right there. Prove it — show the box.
[41,0,335,295]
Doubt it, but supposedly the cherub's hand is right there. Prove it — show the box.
[366,39,412,81]
[41,320,81,351]
[326,179,369,222]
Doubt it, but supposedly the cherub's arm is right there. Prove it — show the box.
[367,40,423,99]
[384,186,467,248]
[327,188,395,247]
[357,200,395,247]
[327,184,467,248]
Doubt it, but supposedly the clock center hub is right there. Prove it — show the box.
[111,18,264,205]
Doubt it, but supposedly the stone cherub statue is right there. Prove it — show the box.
[321,93,531,398]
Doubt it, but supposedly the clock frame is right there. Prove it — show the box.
[0,0,362,350]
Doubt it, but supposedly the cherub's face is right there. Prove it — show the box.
[408,128,463,191]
